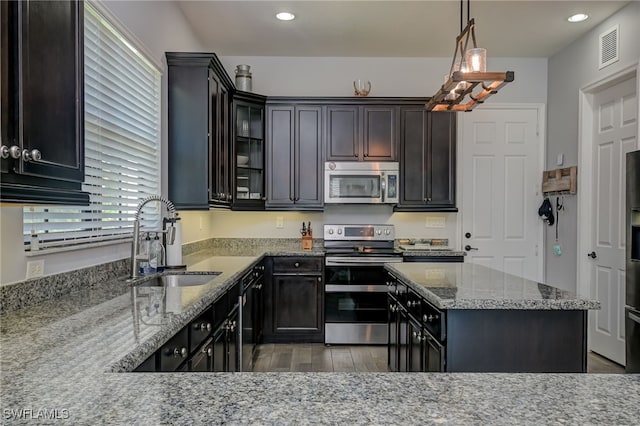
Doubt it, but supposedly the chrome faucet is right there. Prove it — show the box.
[130,195,177,279]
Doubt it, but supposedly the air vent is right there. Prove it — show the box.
[599,25,619,69]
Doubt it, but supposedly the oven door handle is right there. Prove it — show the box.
[325,257,403,266]
[325,284,389,293]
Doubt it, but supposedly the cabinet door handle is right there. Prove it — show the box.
[294,262,300,268]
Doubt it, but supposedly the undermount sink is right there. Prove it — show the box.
[137,273,221,287]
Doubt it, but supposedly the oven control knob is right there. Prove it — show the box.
[337,229,342,235]
[328,229,334,235]
[376,229,382,235]
[385,229,391,235]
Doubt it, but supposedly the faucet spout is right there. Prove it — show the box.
[130,196,177,279]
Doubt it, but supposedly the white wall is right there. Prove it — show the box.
[219,56,547,102]
[545,1,640,291]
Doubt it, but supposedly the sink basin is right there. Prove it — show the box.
[137,273,221,287]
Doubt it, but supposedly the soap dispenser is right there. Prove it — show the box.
[149,233,165,273]
[139,233,152,275]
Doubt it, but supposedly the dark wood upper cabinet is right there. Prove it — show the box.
[232,91,266,210]
[326,105,397,162]
[266,103,323,210]
[326,106,359,160]
[166,52,233,210]
[396,108,457,211]
[211,71,233,208]
[1,0,88,205]
[362,106,398,161]
[429,112,457,208]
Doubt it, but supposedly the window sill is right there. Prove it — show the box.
[25,237,132,257]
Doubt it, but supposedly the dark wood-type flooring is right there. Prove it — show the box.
[253,344,388,372]
[252,344,625,373]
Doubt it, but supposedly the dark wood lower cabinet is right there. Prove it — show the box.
[212,325,227,372]
[133,280,242,373]
[387,295,398,371]
[272,275,323,336]
[157,328,189,372]
[190,339,214,372]
[263,257,324,343]
[446,309,587,373]
[387,273,588,373]
[407,317,422,372]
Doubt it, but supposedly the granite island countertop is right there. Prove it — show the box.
[385,262,601,310]
[1,249,637,425]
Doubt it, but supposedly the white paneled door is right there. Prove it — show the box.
[589,76,637,365]
[461,107,542,281]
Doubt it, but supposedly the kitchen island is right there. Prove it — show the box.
[1,249,638,424]
[385,262,600,373]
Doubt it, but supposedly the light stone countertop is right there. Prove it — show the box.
[385,262,601,310]
[1,249,637,425]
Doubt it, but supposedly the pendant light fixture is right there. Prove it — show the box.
[425,0,514,112]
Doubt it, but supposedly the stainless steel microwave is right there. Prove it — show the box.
[324,161,399,204]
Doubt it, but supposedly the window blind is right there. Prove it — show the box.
[23,2,161,252]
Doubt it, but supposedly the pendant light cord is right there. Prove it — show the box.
[460,0,471,32]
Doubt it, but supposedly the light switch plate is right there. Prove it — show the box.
[425,216,446,228]
[556,153,564,166]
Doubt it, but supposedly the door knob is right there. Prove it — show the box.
[464,245,478,251]
[587,251,597,259]
[465,232,471,239]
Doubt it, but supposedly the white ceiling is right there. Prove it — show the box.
[176,0,630,58]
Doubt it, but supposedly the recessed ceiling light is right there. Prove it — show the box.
[568,13,589,23]
[276,12,295,21]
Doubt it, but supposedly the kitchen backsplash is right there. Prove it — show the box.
[181,206,458,246]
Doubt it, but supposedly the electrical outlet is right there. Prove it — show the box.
[26,260,45,279]
[425,216,446,228]
[276,216,284,229]
[199,217,203,230]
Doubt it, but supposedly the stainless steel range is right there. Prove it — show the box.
[323,224,403,345]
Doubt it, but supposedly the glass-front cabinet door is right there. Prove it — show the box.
[232,92,266,210]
